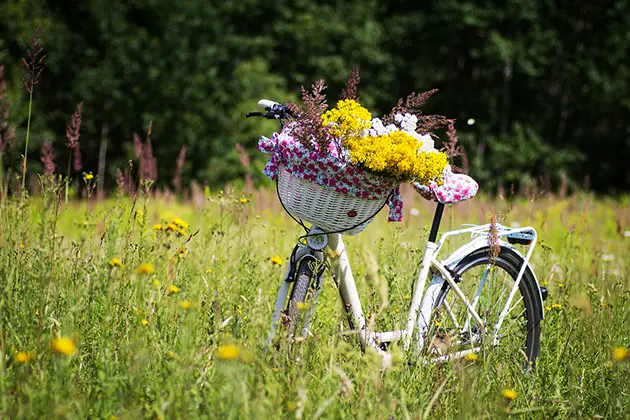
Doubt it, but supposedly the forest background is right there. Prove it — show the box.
[0,0,628,195]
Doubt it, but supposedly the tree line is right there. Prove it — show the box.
[0,0,628,195]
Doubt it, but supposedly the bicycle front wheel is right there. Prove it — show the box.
[426,246,543,366]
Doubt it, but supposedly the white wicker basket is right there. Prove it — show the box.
[277,165,390,235]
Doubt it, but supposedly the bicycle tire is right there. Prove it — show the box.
[427,246,542,366]
[285,257,320,337]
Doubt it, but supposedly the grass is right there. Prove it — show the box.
[0,183,629,419]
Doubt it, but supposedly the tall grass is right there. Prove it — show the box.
[0,185,628,419]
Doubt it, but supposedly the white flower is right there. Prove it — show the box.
[417,133,435,152]
[399,113,418,132]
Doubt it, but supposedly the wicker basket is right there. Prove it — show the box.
[277,165,390,235]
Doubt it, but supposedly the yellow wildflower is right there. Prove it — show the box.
[169,285,180,294]
[270,255,283,266]
[434,320,441,327]
[464,353,479,361]
[321,99,372,139]
[51,337,76,356]
[15,351,35,363]
[171,218,189,230]
[205,268,212,274]
[217,344,239,360]
[153,223,164,231]
[141,319,149,325]
[136,263,155,275]
[84,172,94,180]
[152,279,160,289]
[19,243,25,249]
[545,303,563,311]
[240,197,249,204]
[181,300,195,310]
[503,389,517,401]
[345,130,448,183]
[108,257,123,268]
[613,347,629,361]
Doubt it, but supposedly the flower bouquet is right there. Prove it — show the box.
[258,68,459,235]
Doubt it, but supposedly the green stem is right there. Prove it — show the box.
[21,91,33,198]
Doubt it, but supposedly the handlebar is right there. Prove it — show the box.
[246,99,295,120]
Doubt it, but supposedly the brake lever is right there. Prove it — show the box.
[246,112,264,118]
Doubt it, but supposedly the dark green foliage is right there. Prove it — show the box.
[0,0,628,193]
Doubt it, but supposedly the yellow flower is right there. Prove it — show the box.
[171,218,189,230]
[136,263,155,275]
[141,319,149,325]
[181,300,195,310]
[19,243,25,249]
[545,303,563,311]
[205,268,212,274]
[51,337,76,356]
[270,255,283,266]
[152,279,160,289]
[108,257,123,268]
[613,347,629,361]
[169,285,180,294]
[464,353,479,361]
[240,197,249,204]
[84,172,94,180]
[15,351,35,363]
[321,99,372,139]
[503,389,517,401]
[217,344,239,360]
[153,223,164,231]
[434,320,441,327]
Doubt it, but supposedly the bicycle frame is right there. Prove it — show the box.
[267,207,542,361]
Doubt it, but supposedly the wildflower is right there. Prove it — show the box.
[51,337,76,356]
[153,223,163,231]
[239,197,249,204]
[270,255,283,266]
[403,295,410,300]
[434,320,441,327]
[169,285,180,294]
[464,353,479,361]
[217,344,239,360]
[84,172,94,181]
[205,268,212,274]
[181,300,194,310]
[19,243,25,249]
[15,351,35,363]
[141,319,149,325]
[503,389,517,401]
[166,223,178,232]
[467,118,475,125]
[601,254,614,262]
[136,263,155,275]
[108,257,123,268]
[177,247,187,258]
[286,401,297,412]
[152,279,160,289]
[545,303,563,311]
[171,218,189,230]
[613,347,629,362]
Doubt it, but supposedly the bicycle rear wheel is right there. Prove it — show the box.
[425,246,542,366]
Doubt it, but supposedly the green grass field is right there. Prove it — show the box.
[1,184,629,419]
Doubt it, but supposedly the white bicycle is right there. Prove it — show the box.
[247,100,547,366]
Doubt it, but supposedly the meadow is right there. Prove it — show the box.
[1,182,629,419]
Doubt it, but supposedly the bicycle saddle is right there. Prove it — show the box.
[414,166,478,204]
